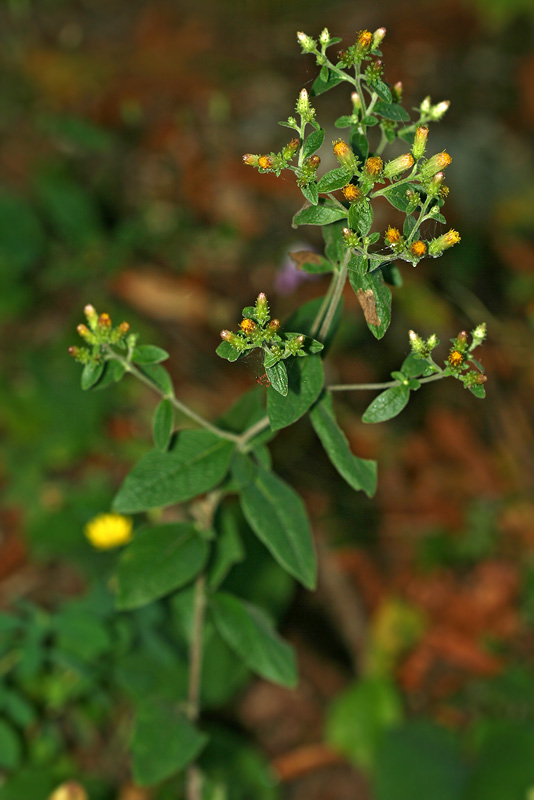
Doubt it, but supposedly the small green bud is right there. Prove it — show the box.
[471,323,487,349]
[343,227,360,248]
[282,138,300,161]
[412,126,429,160]
[383,153,414,180]
[242,153,260,167]
[430,100,450,120]
[428,229,461,256]
[372,27,386,48]
[297,31,317,53]
[319,27,330,46]
[392,81,403,102]
[420,95,432,114]
[419,151,452,181]
[84,304,98,329]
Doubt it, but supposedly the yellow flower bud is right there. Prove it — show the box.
[84,514,133,550]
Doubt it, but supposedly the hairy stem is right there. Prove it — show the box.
[328,372,445,392]
[108,352,240,443]
[186,572,207,800]
[317,248,351,342]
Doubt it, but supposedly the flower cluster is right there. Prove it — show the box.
[69,305,132,365]
[409,324,488,396]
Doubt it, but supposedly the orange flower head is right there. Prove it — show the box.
[385,226,401,245]
[448,350,464,367]
[258,155,273,170]
[98,313,111,328]
[410,240,427,258]
[364,156,383,177]
[342,184,362,203]
[240,318,257,334]
[308,155,321,169]
[357,30,373,50]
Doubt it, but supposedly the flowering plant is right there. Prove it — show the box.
[70,26,486,798]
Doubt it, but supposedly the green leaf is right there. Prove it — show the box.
[317,167,353,193]
[152,398,174,452]
[362,115,379,126]
[348,268,392,339]
[366,79,392,103]
[267,355,324,431]
[81,360,104,390]
[300,181,318,205]
[334,115,354,128]
[362,385,410,423]
[132,701,208,786]
[208,506,245,590]
[0,720,22,769]
[401,352,427,378]
[374,101,410,122]
[292,202,347,228]
[281,332,324,355]
[348,200,373,236]
[311,70,344,96]
[374,721,467,800]
[216,340,243,362]
[3,690,36,728]
[116,523,208,610]
[35,170,103,247]
[350,129,369,161]
[284,296,343,354]
[323,221,347,264]
[380,263,403,287]
[132,345,170,364]
[217,387,267,435]
[211,592,297,687]
[240,464,316,589]
[113,431,235,513]
[381,183,420,212]
[403,215,417,238]
[465,722,534,800]
[138,363,174,395]
[302,128,325,160]
[0,194,45,275]
[310,392,377,497]
[325,677,403,772]
[54,607,111,661]
[468,383,486,399]
[265,360,288,396]
[93,358,126,390]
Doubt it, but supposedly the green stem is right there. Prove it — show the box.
[185,573,207,800]
[371,173,416,200]
[310,270,338,339]
[237,414,271,450]
[317,248,351,342]
[328,372,445,392]
[108,352,240,444]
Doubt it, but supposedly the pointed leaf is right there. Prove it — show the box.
[317,167,353,193]
[93,359,126,390]
[311,70,344,96]
[211,592,297,687]
[81,360,104,390]
[240,464,316,589]
[152,398,174,452]
[138,363,174,395]
[300,181,319,206]
[292,203,347,228]
[132,345,170,364]
[366,79,392,103]
[348,200,373,236]
[267,355,324,431]
[362,385,410,423]
[208,507,245,590]
[265,360,288,396]
[374,101,410,121]
[310,392,377,497]
[381,183,420,212]
[132,702,208,786]
[116,523,209,610]
[302,128,325,160]
[113,431,235,513]
[216,340,242,362]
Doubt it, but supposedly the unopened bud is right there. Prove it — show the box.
[68,346,80,357]
[282,138,300,160]
[420,95,432,114]
[472,323,487,345]
[84,304,98,328]
[343,227,359,247]
[392,81,403,102]
[242,153,259,167]
[356,30,373,55]
[427,334,439,350]
[319,27,330,46]
[307,155,321,169]
[412,126,429,160]
[296,88,310,114]
[456,331,468,346]
[48,782,88,800]
[98,313,111,328]
[410,240,427,259]
[295,335,305,347]
[431,100,450,120]
[476,373,487,384]
[385,226,402,246]
[419,151,452,181]
[333,139,358,172]
[257,292,268,309]
[409,329,425,354]
[428,229,461,256]
[118,321,130,334]
[77,324,91,339]
[258,155,274,170]
[351,92,362,111]
[269,318,281,332]
[372,27,386,48]
[383,153,414,180]
[297,32,317,53]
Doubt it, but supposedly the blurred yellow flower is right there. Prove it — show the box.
[84,513,133,550]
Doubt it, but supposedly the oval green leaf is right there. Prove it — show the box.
[132,345,170,364]
[267,355,324,431]
[81,360,104,390]
[310,392,377,497]
[152,398,174,452]
[265,360,288,396]
[112,431,235,513]
[116,523,209,609]
[292,203,348,228]
[317,167,353,193]
[362,384,410,423]
[240,464,316,589]
[210,592,297,687]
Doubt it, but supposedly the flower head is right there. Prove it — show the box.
[385,226,402,245]
[410,240,427,258]
[448,350,464,368]
[85,513,133,550]
[342,184,362,203]
[364,156,383,177]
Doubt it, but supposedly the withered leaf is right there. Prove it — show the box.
[357,288,380,326]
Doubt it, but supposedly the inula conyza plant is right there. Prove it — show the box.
[70,26,487,798]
